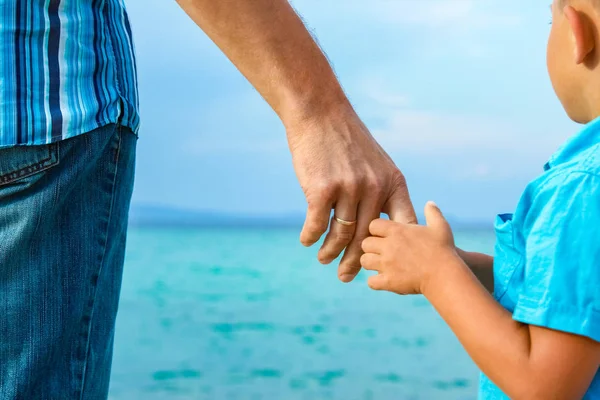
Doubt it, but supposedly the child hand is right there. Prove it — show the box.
[360,202,459,295]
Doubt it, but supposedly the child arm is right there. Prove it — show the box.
[362,187,600,398]
[456,248,494,293]
[423,257,600,400]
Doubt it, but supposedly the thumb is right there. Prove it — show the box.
[424,201,452,238]
[384,188,418,224]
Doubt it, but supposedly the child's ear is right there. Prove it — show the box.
[564,5,596,64]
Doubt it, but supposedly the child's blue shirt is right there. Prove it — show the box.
[479,117,600,399]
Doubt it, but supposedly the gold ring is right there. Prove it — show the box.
[334,216,357,226]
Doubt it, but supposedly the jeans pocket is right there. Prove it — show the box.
[0,143,59,187]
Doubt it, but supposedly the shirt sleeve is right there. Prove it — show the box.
[512,171,600,343]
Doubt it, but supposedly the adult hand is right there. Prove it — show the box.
[175,0,417,280]
[286,105,417,283]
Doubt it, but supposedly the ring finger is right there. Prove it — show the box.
[317,195,358,264]
[337,196,382,282]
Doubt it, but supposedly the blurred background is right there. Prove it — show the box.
[109,1,579,399]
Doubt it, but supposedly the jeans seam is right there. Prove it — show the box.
[0,143,59,186]
[77,127,123,400]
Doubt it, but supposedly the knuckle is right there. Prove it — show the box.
[365,178,383,195]
[392,172,408,190]
[342,179,361,199]
[368,219,379,232]
[335,229,354,243]
[359,253,367,264]
[307,183,336,204]
[380,275,391,287]
[360,238,369,252]
[369,179,385,198]
[320,181,340,198]
[340,259,360,272]
[316,220,330,232]
[352,232,369,246]
[308,217,329,232]
[304,227,324,239]
[303,232,324,245]
[381,253,393,266]
[301,227,327,245]
[368,277,382,290]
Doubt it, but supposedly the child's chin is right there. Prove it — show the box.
[561,103,591,124]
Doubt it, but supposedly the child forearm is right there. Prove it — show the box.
[363,205,600,399]
[422,258,541,399]
[456,248,494,293]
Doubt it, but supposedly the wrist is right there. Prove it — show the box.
[420,250,469,297]
[278,82,353,131]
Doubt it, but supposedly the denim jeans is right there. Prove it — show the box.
[0,124,137,399]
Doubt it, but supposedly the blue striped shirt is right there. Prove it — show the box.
[0,0,139,147]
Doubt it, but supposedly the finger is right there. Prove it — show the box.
[360,253,381,271]
[300,197,333,247]
[337,198,380,283]
[383,178,418,224]
[367,274,389,291]
[361,237,383,254]
[368,218,396,237]
[424,201,452,238]
[317,196,358,264]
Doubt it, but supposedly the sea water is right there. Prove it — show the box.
[108,228,495,400]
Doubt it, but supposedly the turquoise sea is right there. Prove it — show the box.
[108,228,496,400]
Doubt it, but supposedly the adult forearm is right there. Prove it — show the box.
[176,0,350,126]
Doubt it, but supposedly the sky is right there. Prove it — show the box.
[125,0,578,221]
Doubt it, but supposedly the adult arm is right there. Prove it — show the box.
[176,0,417,281]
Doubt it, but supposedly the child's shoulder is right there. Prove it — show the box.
[516,145,600,228]
[530,142,600,197]
[568,141,600,176]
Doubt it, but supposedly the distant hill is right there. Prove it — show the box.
[128,204,492,230]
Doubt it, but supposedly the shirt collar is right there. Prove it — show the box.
[544,116,600,171]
